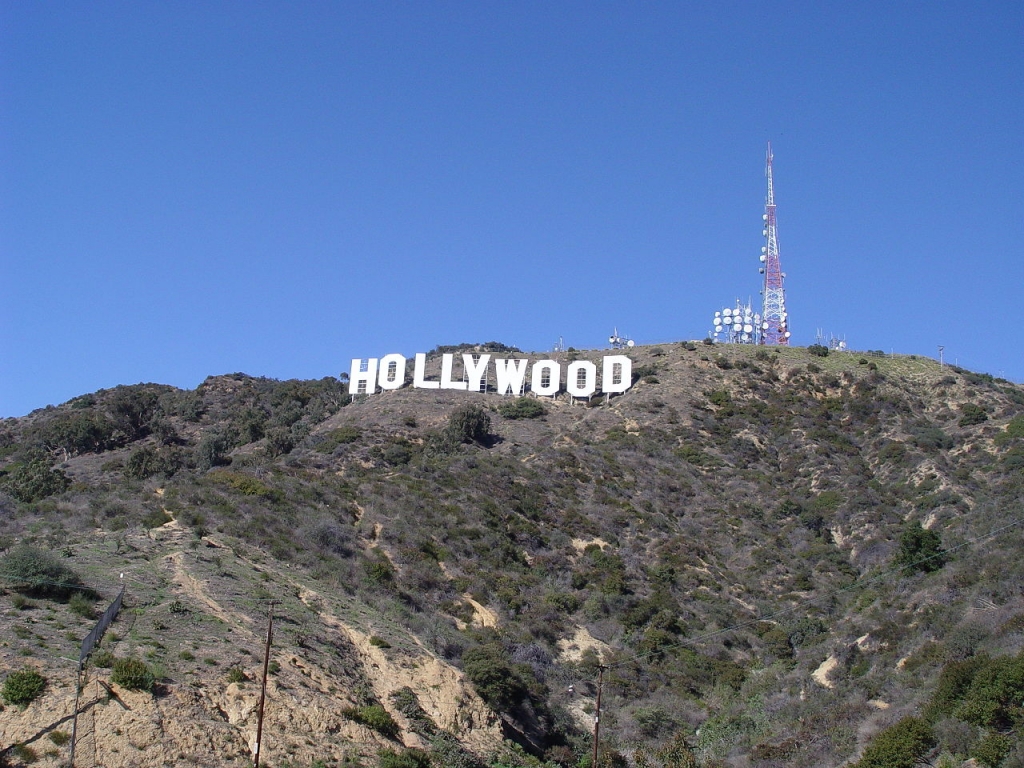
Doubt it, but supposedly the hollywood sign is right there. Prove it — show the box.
[349,353,633,398]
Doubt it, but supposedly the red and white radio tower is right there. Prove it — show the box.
[760,141,790,345]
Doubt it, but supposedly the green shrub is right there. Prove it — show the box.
[91,649,116,668]
[2,668,47,706]
[111,657,155,691]
[68,591,95,619]
[896,522,947,574]
[971,732,1013,767]
[47,731,70,747]
[807,344,829,357]
[958,403,988,427]
[377,748,431,768]
[11,743,37,764]
[0,545,84,598]
[341,704,400,739]
[461,644,528,713]
[853,716,935,768]
[497,397,546,420]
[226,667,247,684]
[0,454,70,503]
[446,404,491,444]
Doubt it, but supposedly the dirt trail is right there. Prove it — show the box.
[295,586,501,751]
[164,550,253,631]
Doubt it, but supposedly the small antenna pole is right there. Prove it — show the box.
[253,600,277,768]
[938,345,945,367]
[592,664,605,768]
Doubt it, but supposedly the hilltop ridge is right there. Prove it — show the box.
[2,343,1023,768]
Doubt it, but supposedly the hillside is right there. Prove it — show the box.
[2,342,1024,768]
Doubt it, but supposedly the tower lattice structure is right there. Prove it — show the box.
[760,141,790,345]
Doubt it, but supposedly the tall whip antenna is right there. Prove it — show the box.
[760,141,790,345]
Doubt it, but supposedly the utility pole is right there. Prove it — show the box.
[253,601,277,768]
[592,665,605,768]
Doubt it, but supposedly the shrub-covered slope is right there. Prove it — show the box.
[1,343,1023,768]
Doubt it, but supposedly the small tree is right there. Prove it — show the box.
[0,453,70,502]
[446,404,491,444]
[896,522,947,574]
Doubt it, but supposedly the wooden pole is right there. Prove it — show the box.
[69,661,83,767]
[253,601,276,768]
[592,665,605,768]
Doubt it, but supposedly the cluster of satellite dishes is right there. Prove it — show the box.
[609,328,636,349]
[711,301,762,344]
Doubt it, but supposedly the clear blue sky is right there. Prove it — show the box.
[2,2,1022,417]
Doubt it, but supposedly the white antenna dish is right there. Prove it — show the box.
[744,324,753,333]
[626,339,635,348]
[762,214,768,221]
[715,325,723,333]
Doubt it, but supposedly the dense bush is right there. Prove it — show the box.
[807,344,830,357]
[497,397,546,420]
[896,522,947,574]
[461,644,529,713]
[853,716,935,768]
[0,544,84,598]
[341,704,400,739]
[447,404,491,444]
[377,748,431,768]
[0,454,70,502]
[2,668,47,706]
[110,657,156,691]
[958,403,988,427]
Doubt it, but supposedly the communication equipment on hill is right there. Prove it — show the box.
[707,143,792,346]
[710,299,762,344]
[609,328,635,349]
[760,141,790,345]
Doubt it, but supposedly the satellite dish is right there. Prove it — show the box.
[744,324,753,333]
[733,323,742,331]
[723,308,732,316]
[762,322,769,329]
[759,255,766,262]
[762,214,768,221]
[715,325,723,333]
[784,332,791,338]
[626,339,635,348]
[762,229,768,236]
[761,246,767,253]
[742,333,749,341]
[714,311,721,317]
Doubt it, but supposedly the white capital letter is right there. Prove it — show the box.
[494,358,529,395]
[567,361,597,397]
[349,358,379,395]
[463,354,490,392]
[440,353,468,390]
[602,355,632,394]
[531,360,561,397]
[378,353,406,390]
[413,353,440,389]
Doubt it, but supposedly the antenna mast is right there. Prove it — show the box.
[760,142,790,345]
